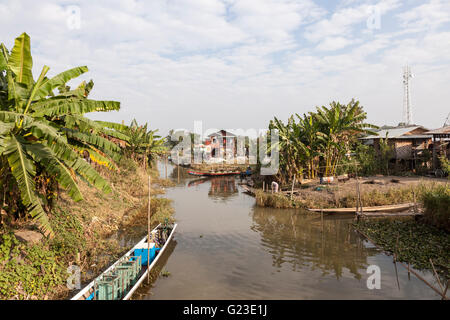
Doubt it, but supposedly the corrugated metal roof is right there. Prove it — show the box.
[361,126,429,139]
[426,126,450,134]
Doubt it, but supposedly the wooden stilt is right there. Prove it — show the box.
[290,174,296,200]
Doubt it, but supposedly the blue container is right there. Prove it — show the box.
[133,243,156,266]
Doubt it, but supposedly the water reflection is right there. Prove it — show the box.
[251,207,375,280]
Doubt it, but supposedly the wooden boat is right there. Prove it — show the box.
[241,185,256,196]
[71,222,177,300]
[308,203,415,213]
[188,170,240,176]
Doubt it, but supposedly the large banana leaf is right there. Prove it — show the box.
[34,66,89,100]
[95,120,128,131]
[8,33,33,86]
[0,43,7,70]
[3,134,53,236]
[24,142,83,202]
[68,158,112,194]
[32,98,120,116]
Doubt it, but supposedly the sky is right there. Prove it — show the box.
[1,0,450,135]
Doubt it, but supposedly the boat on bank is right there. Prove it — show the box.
[71,222,177,300]
[188,170,241,176]
[308,203,415,213]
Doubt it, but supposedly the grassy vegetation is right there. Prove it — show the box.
[0,232,66,299]
[421,184,450,232]
[255,180,448,210]
[354,219,449,279]
[255,190,301,209]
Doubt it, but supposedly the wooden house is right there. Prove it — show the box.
[360,125,432,168]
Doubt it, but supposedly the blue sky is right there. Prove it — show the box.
[1,0,450,134]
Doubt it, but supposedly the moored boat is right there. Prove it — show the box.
[308,203,415,213]
[188,170,240,176]
[71,222,177,300]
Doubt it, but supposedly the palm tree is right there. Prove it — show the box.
[0,33,121,236]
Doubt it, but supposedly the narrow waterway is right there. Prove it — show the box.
[132,162,441,299]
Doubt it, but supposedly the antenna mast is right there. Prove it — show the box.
[403,64,413,125]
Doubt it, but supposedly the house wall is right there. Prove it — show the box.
[394,141,413,159]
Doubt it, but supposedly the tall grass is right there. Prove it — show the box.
[421,184,450,232]
[255,190,299,209]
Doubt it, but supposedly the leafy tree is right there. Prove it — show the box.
[0,33,122,236]
[266,100,377,183]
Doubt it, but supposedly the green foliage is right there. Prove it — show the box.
[0,33,123,235]
[49,208,86,260]
[0,232,66,299]
[268,99,377,183]
[421,184,450,232]
[440,156,450,176]
[354,219,449,278]
[105,119,167,168]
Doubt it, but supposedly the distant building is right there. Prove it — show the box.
[360,125,432,168]
[205,130,237,159]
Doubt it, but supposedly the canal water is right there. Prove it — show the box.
[132,162,441,299]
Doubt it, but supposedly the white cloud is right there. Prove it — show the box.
[1,0,449,132]
[397,0,450,31]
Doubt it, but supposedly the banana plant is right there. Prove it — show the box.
[0,33,122,236]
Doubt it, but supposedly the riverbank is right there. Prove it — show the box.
[253,176,448,209]
[0,158,174,300]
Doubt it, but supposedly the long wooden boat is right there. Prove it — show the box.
[308,203,415,213]
[188,170,240,176]
[71,222,177,300]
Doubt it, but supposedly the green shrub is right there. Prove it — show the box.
[49,208,86,261]
[421,184,450,232]
[0,232,65,299]
[255,190,296,208]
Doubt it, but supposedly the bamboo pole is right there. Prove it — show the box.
[147,175,151,283]
[165,156,168,179]
[290,174,296,200]
[443,280,449,300]
[430,258,444,293]
[321,209,324,233]
[177,154,180,184]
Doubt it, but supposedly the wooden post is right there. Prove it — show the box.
[290,174,296,200]
[263,181,265,192]
[321,209,324,233]
[177,154,180,184]
[430,258,444,293]
[443,280,449,300]
[165,155,168,179]
[147,175,151,283]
